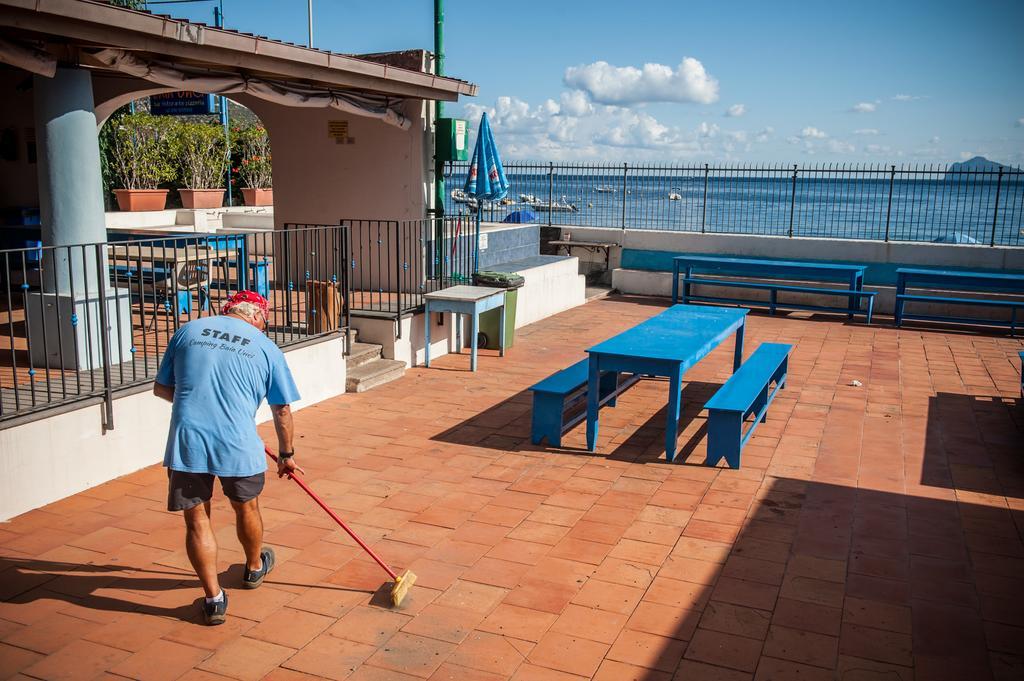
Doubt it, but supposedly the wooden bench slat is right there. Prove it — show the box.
[706,342,791,469]
[530,358,590,395]
[896,294,1024,307]
[685,278,878,297]
[706,343,791,413]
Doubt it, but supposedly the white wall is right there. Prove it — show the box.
[560,226,1024,273]
[510,256,586,328]
[351,256,587,368]
[0,336,347,522]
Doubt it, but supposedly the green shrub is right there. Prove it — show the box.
[107,112,177,190]
[233,125,272,188]
[173,121,227,189]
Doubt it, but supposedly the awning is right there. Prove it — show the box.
[85,48,410,130]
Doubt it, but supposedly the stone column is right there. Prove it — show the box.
[28,67,130,370]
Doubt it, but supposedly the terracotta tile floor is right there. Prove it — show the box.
[2,295,1024,681]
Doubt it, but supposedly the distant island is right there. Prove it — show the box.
[943,155,1011,180]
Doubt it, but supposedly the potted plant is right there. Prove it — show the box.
[235,125,273,206]
[107,112,176,211]
[173,121,227,209]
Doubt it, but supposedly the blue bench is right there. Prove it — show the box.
[705,342,791,469]
[672,256,877,323]
[530,359,641,447]
[895,268,1024,334]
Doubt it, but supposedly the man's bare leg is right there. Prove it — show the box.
[184,502,220,598]
[231,497,264,572]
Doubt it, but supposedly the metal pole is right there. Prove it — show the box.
[433,0,445,220]
[308,0,313,47]
[548,162,554,228]
[788,164,798,238]
[214,4,232,207]
[94,244,114,430]
[990,166,1004,247]
[621,162,628,231]
[883,165,896,242]
[701,163,709,233]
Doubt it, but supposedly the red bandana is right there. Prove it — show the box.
[221,290,269,317]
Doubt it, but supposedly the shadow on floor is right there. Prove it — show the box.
[0,556,366,623]
[922,391,1024,499]
[430,378,722,465]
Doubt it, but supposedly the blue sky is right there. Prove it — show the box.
[151,0,1024,164]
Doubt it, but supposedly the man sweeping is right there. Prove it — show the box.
[154,290,301,625]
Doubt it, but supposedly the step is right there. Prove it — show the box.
[346,358,406,393]
[586,285,614,301]
[347,341,382,369]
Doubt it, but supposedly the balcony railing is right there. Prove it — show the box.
[1,224,351,426]
[444,161,1024,246]
[343,216,478,335]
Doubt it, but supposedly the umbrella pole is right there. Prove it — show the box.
[474,205,481,276]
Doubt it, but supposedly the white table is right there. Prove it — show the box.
[424,285,506,371]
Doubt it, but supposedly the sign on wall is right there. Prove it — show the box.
[328,120,355,145]
[150,91,217,116]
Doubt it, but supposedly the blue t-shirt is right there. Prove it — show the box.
[156,316,301,477]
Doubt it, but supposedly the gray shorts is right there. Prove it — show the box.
[167,469,265,511]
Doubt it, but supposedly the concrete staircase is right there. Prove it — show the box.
[346,338,406,393]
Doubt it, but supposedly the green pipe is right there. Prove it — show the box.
[433,0,444,218]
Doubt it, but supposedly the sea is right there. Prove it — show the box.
[443,170,1024,246]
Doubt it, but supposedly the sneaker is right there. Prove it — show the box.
[203,591,228,626]
[243,547,276,589]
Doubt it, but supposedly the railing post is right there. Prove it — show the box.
[621,162,628,231]
[990,166,1004,247]
[94,243,114,430]
[548,162,554,228]
[884,164,896,242]
[701,163,709,233]
[788,164,798,238]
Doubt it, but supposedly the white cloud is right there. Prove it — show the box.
[725,103,746,117]
[801,126,827,139]
[853,128,879,136]
[559,90,592,117]
[562,57,719,105]
[893,94,923,101]
[851,102,877,113]
[864,143,892,155]
[929,136,941,144]
[458,95,779,161]
[1016,117,1024,127]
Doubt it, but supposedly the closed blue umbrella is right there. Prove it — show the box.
[464,113,509,272]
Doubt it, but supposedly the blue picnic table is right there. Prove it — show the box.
[895,267,1024,333]
[672,255,871,320]
[585,304,748,462]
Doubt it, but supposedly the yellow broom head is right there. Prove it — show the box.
[390,570,417,607]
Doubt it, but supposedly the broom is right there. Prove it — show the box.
[264,446,416,607]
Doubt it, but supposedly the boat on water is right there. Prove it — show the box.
[452,189,516,210]
[668,188,682,201]
[520,194,578,213]
[595,185,616,193]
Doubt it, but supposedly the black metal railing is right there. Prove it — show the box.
[1,224,351,426]
[444,161,1024,246]
[342,216,478,335]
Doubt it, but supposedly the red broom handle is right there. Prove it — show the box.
[265,447,398,580]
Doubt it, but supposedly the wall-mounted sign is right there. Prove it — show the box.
[150,91,217,116]
[328,120,355,144]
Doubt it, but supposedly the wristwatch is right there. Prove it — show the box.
[279,451,294,460]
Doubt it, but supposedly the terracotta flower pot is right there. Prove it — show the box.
[241,188,273,206]
[179,189,225,209]
[113,189,169,212]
